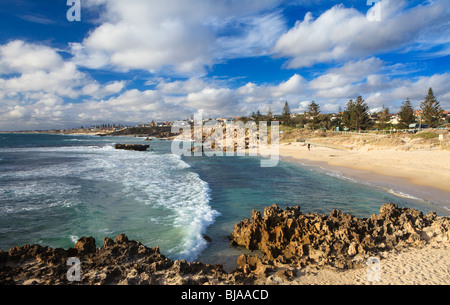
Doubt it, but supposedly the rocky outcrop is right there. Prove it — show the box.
[110,126,177,138]
[0,234,237,285]
[114,144,149,151]
[1,204,448,285]
[230,203,450,270]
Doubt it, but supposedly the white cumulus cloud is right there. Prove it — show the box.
[273,0,450,68]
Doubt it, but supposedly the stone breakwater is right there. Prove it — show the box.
[0,203,449,285]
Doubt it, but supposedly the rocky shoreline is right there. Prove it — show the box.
[230,203,450,274]
[0,203,449,285]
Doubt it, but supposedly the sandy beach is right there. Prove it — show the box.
[279,242,450,285]
[273,132,450,284]
[278,134,450,209]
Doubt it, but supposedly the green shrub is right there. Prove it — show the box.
[411,132,439,139]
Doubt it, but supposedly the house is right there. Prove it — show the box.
[370,113,378,123]
[216,118,228,125]
[414,110,423,118]
[174,121,189,127]
[137,123,153,128]
[389,114,400,125]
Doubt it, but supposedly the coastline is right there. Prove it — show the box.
[2,133,449,285]
[278,142,450,211]
[2,203,449,285]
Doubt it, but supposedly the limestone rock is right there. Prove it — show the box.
[230,203,450,270]
[75,236,97,254]
[1,204,448,285]
[0,234,233,285]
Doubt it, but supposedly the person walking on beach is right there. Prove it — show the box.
[307,143,311,151]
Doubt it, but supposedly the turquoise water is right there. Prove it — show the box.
[0,133,448,268]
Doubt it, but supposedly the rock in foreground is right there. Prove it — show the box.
[230,203,450,270]
[1,203,448,285]
[0,234,236,285]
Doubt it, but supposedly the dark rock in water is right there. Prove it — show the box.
[114,144,149,151]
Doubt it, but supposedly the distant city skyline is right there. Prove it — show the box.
[0,0,449,131]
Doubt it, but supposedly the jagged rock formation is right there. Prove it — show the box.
[0,234,238,285]
[1,203,448,285]
[230,203,450,271]
[114,144,150,151]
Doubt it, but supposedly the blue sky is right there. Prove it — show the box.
[0,0,449,130]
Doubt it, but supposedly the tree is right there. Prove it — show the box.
[377,105,390,130]
[266,106,273,124]
[420,87,443,128]
[342,96,371,131]
[318,114,332,130]
[282,101,291,126]
[398,98,416,129]
[238,116,250,124]
[307,101,321,130]
[332,106,344,131]
[290,114,307,127]
[256,110,262,124]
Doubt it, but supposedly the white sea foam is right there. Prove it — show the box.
[385,189,421,201]
[0,143,218,260]
[313,166,427,203]
[71,145,217,261]
[0,186,80,214]
[323,169,358,183]
[97,228,114,235]
[0,203,47,214]
[70,235,79,244]
[63,138,112,142]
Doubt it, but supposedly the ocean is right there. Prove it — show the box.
[0,133,448,270]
